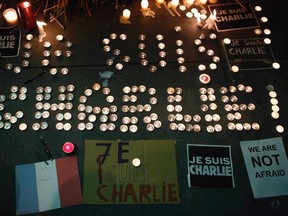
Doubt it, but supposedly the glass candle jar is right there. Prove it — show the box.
[17,1,36,31]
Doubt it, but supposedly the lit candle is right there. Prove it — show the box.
[141,0,149,9]
[183,0,195,8]
[168,0,181,17]
[141,0,156,18]
[196,16,203,27]
[36,20,47,42]
[155,0,165,8]
[17,1,37,31]
[37,21,46,35]
[203,9,216,30]
[170,0,179,8]
[3,8,19,26]
[62,142,75,154]
[120,9,131,24]
[123,9,131,20]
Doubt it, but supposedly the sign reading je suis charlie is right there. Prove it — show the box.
[0,25,21,57]
[208,2,259,32]
[83,139,180,204]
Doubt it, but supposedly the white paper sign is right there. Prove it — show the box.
[240,137,288,198]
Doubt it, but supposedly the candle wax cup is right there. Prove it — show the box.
[17,2,37,31]
[62,142,75,154]
[3,8,19,26]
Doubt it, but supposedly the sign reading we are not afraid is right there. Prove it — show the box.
[240,137,288,198]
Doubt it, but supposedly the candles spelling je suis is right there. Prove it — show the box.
[17,1,37,31]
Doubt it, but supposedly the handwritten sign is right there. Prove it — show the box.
[208,2,259,32]
[240,137,288,198]
[223,38,276,70]
[0,25,21,57]
[187,144,235,188]
[15,156,82,215]
[83,139,180,204]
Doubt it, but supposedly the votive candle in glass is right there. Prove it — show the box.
[17,1,37,31]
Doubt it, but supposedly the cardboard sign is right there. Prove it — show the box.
[223,38,276,70]
[187,144,235,188]
[208,2,259,32]
[0,25,21,57]
[83,139,180,204]
[240,137,288,198]
[15,156,82,215]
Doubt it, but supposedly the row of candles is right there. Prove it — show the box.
[121,0,217,29]
[3,1,47,41]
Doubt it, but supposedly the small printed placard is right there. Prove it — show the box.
[240,137,288,198]
[0,25,21,57]
[223,38,276,70]
[187,144,235,188]
[208,2,259,32]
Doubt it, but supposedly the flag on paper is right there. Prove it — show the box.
[83,139,180,204]
[240,137,288,198]
[16,156,82,215]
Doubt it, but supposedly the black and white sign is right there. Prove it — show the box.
[223,38,276,70]
[0,25,21,57]
[187,144,235,188]
[208,2,259,32]
[240,137,288,198]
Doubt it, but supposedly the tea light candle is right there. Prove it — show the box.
[17,1,37,31]
[62,142,75,154]
[120,9,131,24]
[141,0,156,18]
[123,9,131,19]
[141,0,149,9]
[3,8,19,26]
[183,0,194,8]
[170,0,179,8]
[155,0,165,8]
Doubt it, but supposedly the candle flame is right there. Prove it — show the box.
[170,0,179,7]
[141,0,149,9]
[36,20,47,26]
[22,1,31,8]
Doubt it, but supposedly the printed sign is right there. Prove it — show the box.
[0,25,21,57]
[83,139,180,204]
[187,144,235,188]
[15,156,82,215]
[223,38,276,70]
[208,2,259,32]
[240,137,288,198]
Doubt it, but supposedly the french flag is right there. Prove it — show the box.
[16,156,82,215]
